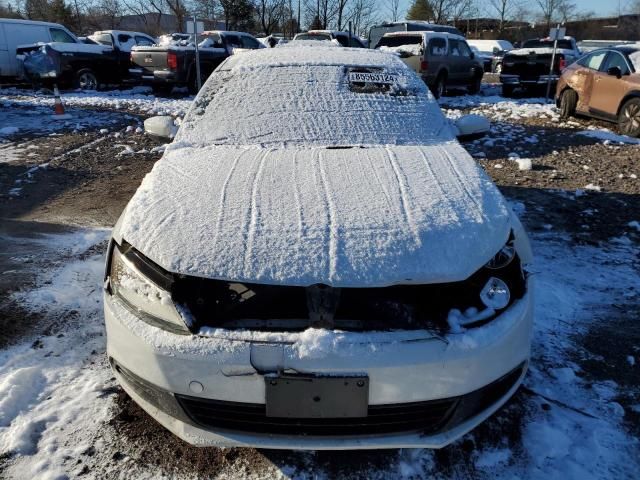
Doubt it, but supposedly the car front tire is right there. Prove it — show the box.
[559,89,578,119]
[618,98,640,137]
[74,68,99,91]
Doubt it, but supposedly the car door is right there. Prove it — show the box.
[425,36,447,80]
[589,51,633,117]
[568,50,607,112]
[447,38,462,84]
[457,40,476,83]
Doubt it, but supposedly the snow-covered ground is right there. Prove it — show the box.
[0,210,638,479]
[1,87,192,119]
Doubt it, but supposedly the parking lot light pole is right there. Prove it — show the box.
[545,24,562,102]
[193,16,202,93]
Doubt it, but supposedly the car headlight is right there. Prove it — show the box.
[109,243,191,334]
[484,236,516,270]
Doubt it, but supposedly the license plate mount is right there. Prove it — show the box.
[265,374,369,418]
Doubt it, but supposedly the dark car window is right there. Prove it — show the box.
[458,41,473,58]
[448,39,461,57]
[334,34,350,47]
[377,35,422,48]
[50,28,75,43]
[135,35,155,46]
[224,35,242,48]
[522,39,574,50]
[427,38,446,56]
[601,52,630,75]
[240,35,261,49]
[295,33,332,42]
[577,51,607,70]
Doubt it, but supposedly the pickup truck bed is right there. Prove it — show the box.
[130,45,228,94]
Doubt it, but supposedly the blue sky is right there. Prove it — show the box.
[397,0,627,21]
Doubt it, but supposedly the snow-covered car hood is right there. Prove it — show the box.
[117,141,512,287]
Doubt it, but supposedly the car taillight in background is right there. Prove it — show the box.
[558,57,566,71]
[420,60,428,72]
[168,52,178,70]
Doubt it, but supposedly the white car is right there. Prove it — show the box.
[104,45,533,449]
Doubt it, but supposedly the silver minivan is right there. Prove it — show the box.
[0,18,77,79]
[376,31,484,98]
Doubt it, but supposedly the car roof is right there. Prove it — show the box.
[382,31,464,40]
[204,30,254,37]
[93,30,153,38]
[221,44,405,71]
[0,18,66,28]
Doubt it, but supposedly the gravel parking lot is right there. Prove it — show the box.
[1,83,638,479]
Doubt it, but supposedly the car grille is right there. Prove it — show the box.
[171,256,526,332]
[176,396,457,436]
[174,363,525,437]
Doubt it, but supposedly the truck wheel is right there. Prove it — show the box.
[559,89,578,119]
[502,85,514,97]
[468,74,482,94]
[431,74,446,99]
[74,68,99,91]
[618,98,640,137]
[152,84,173,96]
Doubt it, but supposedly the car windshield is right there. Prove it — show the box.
[295,33,332,41]
[377,36,422,48]
[179,63,450,147]
[522,39,573,49]
[628,50,640,70]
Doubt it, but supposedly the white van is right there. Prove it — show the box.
[0,18,77,79]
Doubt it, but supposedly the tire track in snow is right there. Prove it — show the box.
[317,148,338,282]
[385,146,421,246]
[242,149,270,278]
[211,148,248,257]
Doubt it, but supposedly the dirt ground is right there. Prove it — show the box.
[0,86,638,478]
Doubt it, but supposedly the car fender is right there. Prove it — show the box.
[617,90,640,115]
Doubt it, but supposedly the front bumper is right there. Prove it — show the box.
[105,284,533,449]
[500,74,559,86]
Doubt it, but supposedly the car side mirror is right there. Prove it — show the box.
[607,66,622,78]
[144,116,178,139]
[455,114,490,140]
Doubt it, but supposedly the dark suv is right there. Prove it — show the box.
[376,31,484,98]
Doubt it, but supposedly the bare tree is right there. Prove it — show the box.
[385,0,400,22]
[535,0,569,29]
[347,0,378,36]
[257,0,285,34]
[488,0,520,35]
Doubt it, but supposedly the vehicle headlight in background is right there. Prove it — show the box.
[109,244,191,334]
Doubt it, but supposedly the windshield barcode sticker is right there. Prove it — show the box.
[348,72,399,84]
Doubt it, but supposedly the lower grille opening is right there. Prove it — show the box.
[174,363,526,437]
